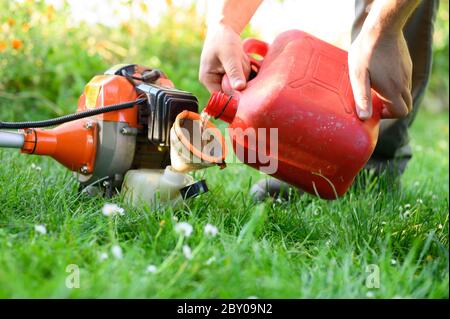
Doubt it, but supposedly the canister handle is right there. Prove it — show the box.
[242,38,269,72]
[221,38,269,94]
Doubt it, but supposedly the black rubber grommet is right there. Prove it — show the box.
[214,95,234,120]
[180,180,208,200]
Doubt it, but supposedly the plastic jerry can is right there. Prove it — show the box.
[204,30,383,199]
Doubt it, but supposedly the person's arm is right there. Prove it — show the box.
[349,0,420,120]
[199,0,263,93]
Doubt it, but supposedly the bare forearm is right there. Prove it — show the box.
[363,0,421,36]
[215,0,263,34]
[349,0,419,120]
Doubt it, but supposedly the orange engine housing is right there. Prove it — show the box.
[21,74,140,175]
[77,75,141,128]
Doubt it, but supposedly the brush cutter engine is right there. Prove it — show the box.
[0,64,203,198]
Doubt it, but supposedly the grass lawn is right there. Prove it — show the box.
[0,109,448,298]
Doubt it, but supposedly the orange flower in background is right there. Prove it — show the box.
[11,39,23,50]
[0,41,7,52]
[22,23,31,32]
[46,5,55,20]
[121,22,133,35]
[139,2,148,13]
[7,17,15,27]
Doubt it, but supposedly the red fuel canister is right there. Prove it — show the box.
[204,30,383,199]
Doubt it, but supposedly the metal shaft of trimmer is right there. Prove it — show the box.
[0,131,25,149]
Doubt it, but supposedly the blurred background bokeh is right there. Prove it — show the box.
[0,0,448,120]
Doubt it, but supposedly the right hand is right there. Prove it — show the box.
[199,23,251,93]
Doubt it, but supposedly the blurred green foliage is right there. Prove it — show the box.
[426,0,449,112]
[0,0,448,121]
[0,0,211,120]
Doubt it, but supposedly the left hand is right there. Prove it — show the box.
[348,29,413,120]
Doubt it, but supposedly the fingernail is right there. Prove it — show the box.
[232,79,245,89]
[357,109,370,119]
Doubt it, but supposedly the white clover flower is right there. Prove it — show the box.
[205,256,216,265]
[99,252,108,261]
[31,163,42,172]
[403,210,411,218]
[416,199,423,204]
[182,244,193,260]
[34,224,47,235]
[390,259,397,266]
[146,265,157,273]
[111,245,123,259]
[204,223,218,237]
[175,222,193,237]
[404,204,411,209]
[366,291,375,298]
[102,203,125,217]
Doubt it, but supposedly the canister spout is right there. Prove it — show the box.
[204,92,238,124]
[0,131,25,149]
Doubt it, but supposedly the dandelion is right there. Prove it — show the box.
[175,222,193,237]
[182,244,193,260]
[111,245,123,259]
[99,252,108,261]
[172,216,179,222]
[159,220,166,227]
[11,39,23,50]
[0,41,6,52]
[438,224,443,230]
[102,203,125,217]
[404,204,411,209]
[403,210,411,218]
[204,223,218,237]
[146,265,157,273]
[34,224,47,235]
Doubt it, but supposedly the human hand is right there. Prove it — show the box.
[349,29,413,120]
[199,23,251,93]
